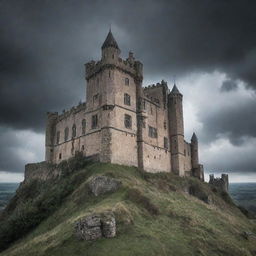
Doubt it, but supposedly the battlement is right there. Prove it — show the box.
[47,102,86,123]
[143,80,169,91]
[85,54,143,81]
[209,174,229,192]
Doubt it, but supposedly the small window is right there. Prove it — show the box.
[81,145,85,151]
[64,127,69,141]
[72,124,76,138]
[143,100,146,110]
[92,114,98,129]
[148,126,157,138]
[124,114,132,129]
[164,137,168,149]
[184,149,186,156]
[56,131,60,144]
[164,121,167,130]
[124,93,131,106]
[82,119,86,135]
[125,77,129,85]
[59,153,62,160]
[112,54,114,59]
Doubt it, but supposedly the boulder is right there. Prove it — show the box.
[75,212,116,241]
[101,213,116,238]
[88,176,121,196]
[75,214,102,240]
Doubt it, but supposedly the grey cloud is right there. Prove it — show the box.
[0,0,256,175]
[199,100,256,146]
[220,80,238,92]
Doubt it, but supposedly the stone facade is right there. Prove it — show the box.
[45,30,204,180]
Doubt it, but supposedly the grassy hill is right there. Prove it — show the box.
[0,158,255,256]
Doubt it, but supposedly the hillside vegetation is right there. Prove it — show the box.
[0,157,256,256]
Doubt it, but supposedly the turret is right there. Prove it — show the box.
[45,112,58,163]
[168,84,185,176]
[101,30,121,60]
[191,132,199,169]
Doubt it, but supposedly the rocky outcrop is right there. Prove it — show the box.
[75,212,116,241]
[88,176,121,196]
[75,215,102,240]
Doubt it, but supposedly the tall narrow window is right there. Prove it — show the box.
[56,131,60,144]
[164,137,168,149]
[82,119,86,135]
[92,114,98,129]
[125,77,129,85]
[64,127,69,141]
[124,93,131,106]
[148,126,157,138]
[164,121,167,130]
[72,124,76,138]
[124,114,132,129]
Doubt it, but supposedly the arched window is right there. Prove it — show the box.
[72,124,76,138]
[64,127,69,141]
[125,77,129,85]
[82,119,86,135]
[124,93,131,106]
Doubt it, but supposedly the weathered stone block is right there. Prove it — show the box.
[75,212,116,241]
[101,213,116,238]
[88,176,121,196]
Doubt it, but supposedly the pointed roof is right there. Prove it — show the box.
[191,132,198,142]
[170,84,181,94]
[101,30,119,50]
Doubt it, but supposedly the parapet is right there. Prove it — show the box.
[209,173,229,192]
[50,101,86,122]
[85,53,143,81]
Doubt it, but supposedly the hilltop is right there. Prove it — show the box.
[0,156,255,256]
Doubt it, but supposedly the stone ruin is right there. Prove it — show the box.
[75,212,116,241]
[209,174,229,192]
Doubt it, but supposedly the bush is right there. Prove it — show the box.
[126,188,159,215]
[0,159,89,252]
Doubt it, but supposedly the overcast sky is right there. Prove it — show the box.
[0,0,255,182]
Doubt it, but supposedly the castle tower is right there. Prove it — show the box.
[85,30,143,166]
[191,132,199,169]
[168,84,185,176]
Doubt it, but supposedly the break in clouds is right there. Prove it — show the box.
[0,0,255,181]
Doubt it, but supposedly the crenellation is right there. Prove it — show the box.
[44,30,204,180]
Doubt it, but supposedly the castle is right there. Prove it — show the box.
[45,30,204,180]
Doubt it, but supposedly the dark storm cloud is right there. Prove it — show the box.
[0,0,256,176]
[220,79,238,92]
[199,99,256,146]
[0,0,256,131]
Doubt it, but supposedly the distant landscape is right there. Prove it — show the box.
[0,183,19,210]
[229,183,256,214]
[0,182,255,214]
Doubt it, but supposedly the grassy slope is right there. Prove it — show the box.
[1,162,256,256]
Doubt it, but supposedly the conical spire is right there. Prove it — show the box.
[101,30,119,50]
[191,132,198,142]
[170,84,181,94]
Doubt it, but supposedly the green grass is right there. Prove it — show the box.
[0,161,256,256]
